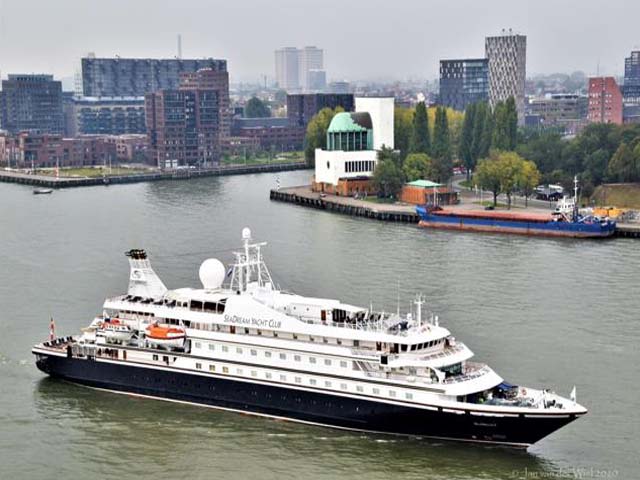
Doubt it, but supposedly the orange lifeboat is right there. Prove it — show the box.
[145,324,186,349]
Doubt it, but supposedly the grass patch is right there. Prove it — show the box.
[591,183,640,209]
[222,151,304,166]
[39,167,151,178]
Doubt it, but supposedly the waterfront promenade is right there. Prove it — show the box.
[0,162,308,189]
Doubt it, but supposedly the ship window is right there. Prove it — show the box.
[152,354,158,361]
[257,330,262,336]
[203,302,216,312]
[325,381,332,388]
[251,350,257,356]
[323,338,328,343]
[190,300,203,311]
[340,361,348,368]
[196,363,202,369]
[237,368,243,375]
[309,378,317,385]
[195,342,201,349]
[295,377,302,384]
[411,345,416,351]
[340,383,348,390]
[294,355,301,362]
[280,374,286,381]
[309,357,316,364]
[389,390,396,397]
[293,334,298,340]
[244,328,250,334]
[236,347,243,354]
[265,351,272,358]
[222,366,229,373]
[353,340,359,347]
[356,385,364,393]
[209,344,215,350]
[401,344,408,352]
[251,370,258,377]
[280,353,286,360]
[406,392,414,400]
[309,336,314,342]
[222,346,228,352]
[324,359,332,366]
[265,372,272,379]
[373,388,380,395]
[337,339,342,345]
[209,365,216,372]
[273,332,278,338]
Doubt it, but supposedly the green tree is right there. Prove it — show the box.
[394,107,414,159]
[492,101,510,150]
[459,103,476,179]
[410,102,430,154]
[303,107,343,166]
[403,153,436,182]
[471,102,487,163]
[505,96,518,149]
[244,97,271,118]
[373,147,405,198]
[474,154,503,207]
[518,159,541,207]
[607,142,637,182]
[432,106,452,183]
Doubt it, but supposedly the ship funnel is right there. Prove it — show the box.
[125,249,168,299]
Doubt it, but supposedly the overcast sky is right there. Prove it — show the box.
[0,0,638,84]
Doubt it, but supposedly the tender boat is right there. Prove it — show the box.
[145,324,186,349]
[96,318,134,343]
[33,188,53,195]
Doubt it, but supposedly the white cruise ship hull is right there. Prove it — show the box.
[33,346,583,448]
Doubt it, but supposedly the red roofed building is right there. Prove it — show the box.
[587,77,623,125]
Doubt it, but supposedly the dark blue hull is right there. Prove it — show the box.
[34,352,580,447]
[416,207,616,238]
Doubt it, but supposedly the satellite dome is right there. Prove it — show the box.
[242,227,252,240]
[199,258,226,290]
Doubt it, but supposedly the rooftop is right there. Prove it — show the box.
[327,112,372,133]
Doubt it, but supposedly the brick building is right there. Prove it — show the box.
[587,77,623,125]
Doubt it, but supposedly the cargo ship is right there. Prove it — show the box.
[32,229,586,447]
[417,178,616,238]
[416,207,616,238]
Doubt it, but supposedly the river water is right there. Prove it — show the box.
[0,171,637,480]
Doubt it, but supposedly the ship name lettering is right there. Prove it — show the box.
[223,314,281,329]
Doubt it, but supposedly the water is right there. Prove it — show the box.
[0,171,636,480]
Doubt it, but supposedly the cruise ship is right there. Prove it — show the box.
[32,228,586,447]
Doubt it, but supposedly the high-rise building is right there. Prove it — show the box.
[587,77,623,125]
[307,69,327,92]
[299,46,324,91]
[81,57,227,97]
[0,74,63,134]
[179,68,231,139]
[622,51,640,124]
[69,97,147,136]
[438,58,489,111]
[145,88,220,167]
[275,48,300,91]
[286,93,355,129]
[485,32,527,125]
[525,94,588,134]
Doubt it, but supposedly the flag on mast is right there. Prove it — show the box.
[570,386,577,403]
[49,317,55,341]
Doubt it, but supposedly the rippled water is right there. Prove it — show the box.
[0,171,637,479]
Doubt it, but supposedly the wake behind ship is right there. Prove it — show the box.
[33,229,586,447]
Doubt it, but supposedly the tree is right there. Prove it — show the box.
[607,142,637,182]
[474,154,503,207]
[432,107,452,183]
[303,107,343,166]
[403,153,437,182]
[471,102,487,163]
[394,107,414,159]
[496,151,523,209]
[505,96,518,149]
[410,102,430,154]
[518,159,541,207]
[244,97,271,118]
[459,103,476,179]
[373,148,405,198]
[492,101,510,150]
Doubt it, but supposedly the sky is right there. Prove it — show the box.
[0,0,638,85]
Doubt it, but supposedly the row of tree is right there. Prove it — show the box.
[458,98,518,180]
[515,122,640,197]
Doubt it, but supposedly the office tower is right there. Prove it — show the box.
[485,32,527,125]
[439,58,489,111]
[587,77,623,125]
[275,47,300,91]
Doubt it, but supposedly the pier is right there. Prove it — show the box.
[0,162,308,189]
[270,185,419,223]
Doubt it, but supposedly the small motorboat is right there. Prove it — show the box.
[145,324,186,349]
[33,188,53,195]
[97,318,134,343]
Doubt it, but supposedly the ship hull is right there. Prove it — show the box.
[416,208,616,238]
[34,352,580,447]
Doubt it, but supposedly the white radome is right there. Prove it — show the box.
[199,258,226,290]
[242,227,252,240]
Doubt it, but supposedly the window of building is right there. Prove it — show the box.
[208,344,215,351]
[324,359,332,366]
[309,357,316,364]
[309,378,317,386]
[152,354,158,361]
[236,347,243,354]
[236,368,243,375]
[222,346,228,352]
[325,381,332,388]
[373,388,380,395]
[356,385,364,393]
[265,351,272,358]
[265,372,272,379]
[340,383,348,390]
[405,392,414,400]
[294,355,301,362]
[389,390,396,397]
[251,349,257,356]
[295,377,302,384]
[209,365,216,372]
[251,370,258,377]
[280,353,286,360]
[340,361,348,368]
[222,366,229,373]
[280,374,287,382]
[196,362,202,370]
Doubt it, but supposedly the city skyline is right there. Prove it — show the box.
[0,0,638,85]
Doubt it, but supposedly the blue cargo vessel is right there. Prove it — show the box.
[416,206,616,238]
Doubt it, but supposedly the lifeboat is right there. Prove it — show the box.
[97,318,134,343]
[145,324,186,349]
